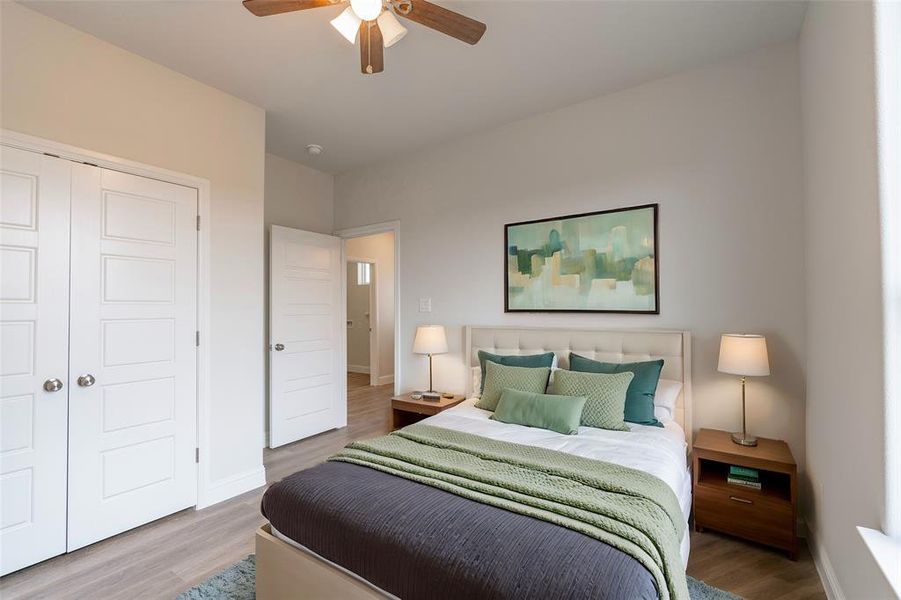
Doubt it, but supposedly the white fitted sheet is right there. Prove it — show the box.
[422,398,692,565]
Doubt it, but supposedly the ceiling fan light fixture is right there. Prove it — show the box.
[330,6,361,44]
[377,9,407,48]
[350,0,382,21]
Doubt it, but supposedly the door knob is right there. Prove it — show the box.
[274,343,285,351]
[43,378,63,392]
[77,374,96,387]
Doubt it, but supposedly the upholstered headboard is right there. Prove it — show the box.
[465,326,692,447]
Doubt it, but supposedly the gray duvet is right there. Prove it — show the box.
[261,461,658,600]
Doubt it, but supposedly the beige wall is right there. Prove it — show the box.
[335,43,807,468]
[346,262,372,371]
[800,2,893,597]
[346,232,395,384]
[1,4,266,492]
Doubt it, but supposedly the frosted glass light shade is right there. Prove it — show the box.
[330,6,361,44]
[413,325,448,355]
[718,334,770,376]
[350,0,382,21]
[377,10,407,47]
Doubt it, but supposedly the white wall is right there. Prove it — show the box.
[346,232,396,384]
[335,43,807,466]
[1,4,266,497]
[800,2,893,597]
[265,152,334,235]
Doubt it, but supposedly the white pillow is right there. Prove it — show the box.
[654,379,682,422]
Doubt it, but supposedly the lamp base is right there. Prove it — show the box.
[731,432,758,447]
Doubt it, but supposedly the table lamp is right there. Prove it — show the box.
[413,325,448,394]
[718,334,770,447]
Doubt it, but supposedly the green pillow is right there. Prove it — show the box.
[475,362,551,411]
[552,369,633,431]
[491,389,586,435]
[478,350,556,394]
[569,353,664,427]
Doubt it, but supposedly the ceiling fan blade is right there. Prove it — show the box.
[396,0,486,45]
[243,0,338,17]
[360,21,384,74]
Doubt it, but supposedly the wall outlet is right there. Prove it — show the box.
[419,297,432,312]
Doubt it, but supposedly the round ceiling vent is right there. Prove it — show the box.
[306,144,323,156]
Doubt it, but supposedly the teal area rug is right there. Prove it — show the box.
[177,555,742,599]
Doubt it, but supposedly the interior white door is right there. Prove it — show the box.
[269,225,345,448]
[67,164,198,550]
[0,147,71,575]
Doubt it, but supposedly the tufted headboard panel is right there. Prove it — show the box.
[465,326,692,446]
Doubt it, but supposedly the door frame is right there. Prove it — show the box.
[0,129,218,509]
[346,256,379,385]
[334,221,401,395]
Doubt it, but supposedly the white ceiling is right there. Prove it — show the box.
[22,0,807,173]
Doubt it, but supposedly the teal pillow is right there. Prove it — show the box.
[478,350,555,394]
[491,389,586,435]
[552,369,633,431]
[475,362,551,411]
[569,353,664,427]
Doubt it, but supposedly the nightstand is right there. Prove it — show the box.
[692,428,798,559]
[391,393,465,430]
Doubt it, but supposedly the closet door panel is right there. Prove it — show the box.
[67,165,198,551]
[0,147,70,576]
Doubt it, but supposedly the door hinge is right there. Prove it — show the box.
[196,215,201,231]
[195,331,200,347]
[195,448,200,463]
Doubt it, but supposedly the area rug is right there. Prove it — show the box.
[177,555,742,599]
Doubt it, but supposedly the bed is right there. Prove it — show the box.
[256,326,693,600]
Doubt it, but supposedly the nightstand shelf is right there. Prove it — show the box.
[692,428,798,559]
[391,393,465,430]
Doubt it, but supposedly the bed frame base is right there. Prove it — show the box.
[255,524,391,600]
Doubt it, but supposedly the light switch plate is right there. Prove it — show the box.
[419,297,432,312]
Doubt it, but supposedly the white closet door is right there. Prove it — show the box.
[67,164,198,550]
[0,147,70,575]
[269,226,345,448]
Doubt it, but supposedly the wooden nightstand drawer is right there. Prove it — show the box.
[694,484,794,549]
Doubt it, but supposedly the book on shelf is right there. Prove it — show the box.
[729,465,760,479]
[727,476,762,490]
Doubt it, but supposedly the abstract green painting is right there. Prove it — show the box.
[505,204,658,313]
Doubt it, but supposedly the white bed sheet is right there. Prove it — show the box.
[422,398,693,565]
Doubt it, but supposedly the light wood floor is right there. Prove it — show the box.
[0,372,825,600]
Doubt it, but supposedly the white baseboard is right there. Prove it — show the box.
[197,466,266,509]
[377,374,394,385]
[807,520,846,600]
[348,365,370,374]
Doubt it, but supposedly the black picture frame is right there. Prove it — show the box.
[504,203,660,314]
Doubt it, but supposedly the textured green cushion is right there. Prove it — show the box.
[552,369,633,431]
[569,353,664,427]
[478,350,556,394]
[475,362,551,411]
[491,389,587,435]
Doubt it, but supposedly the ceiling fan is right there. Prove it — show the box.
[243,0,486,75]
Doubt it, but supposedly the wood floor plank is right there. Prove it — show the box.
[0,373,825,599]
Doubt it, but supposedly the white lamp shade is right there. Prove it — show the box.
[330,6,361,44]
[377,10,407,47]
[413,325,448,355]
[350,0,382,21]
[718,334,770,376]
